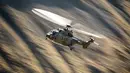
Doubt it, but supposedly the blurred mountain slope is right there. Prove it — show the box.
[0,0,130,73]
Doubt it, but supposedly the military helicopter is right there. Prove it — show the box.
[45,25,95,50]
[32,8,102,50]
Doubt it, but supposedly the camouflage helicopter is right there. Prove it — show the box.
[32,8,101,50]
[46,25,95,50]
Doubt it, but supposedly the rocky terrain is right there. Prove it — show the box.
[0,0,130,73]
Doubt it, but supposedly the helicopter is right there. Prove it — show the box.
[45,25,95,50]
[32,8,102,50]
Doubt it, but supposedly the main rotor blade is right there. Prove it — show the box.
[72,28,104,38]
[32,8,72,27]
[32,8,105,39]
[94,42,99,46]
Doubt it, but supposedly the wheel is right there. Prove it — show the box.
[69,46,74,50]
[45,37,47,40]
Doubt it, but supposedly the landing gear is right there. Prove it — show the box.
[45,36,47,40]
[70,47,73,50]
[69,46,74,51]
[45,36,48,40]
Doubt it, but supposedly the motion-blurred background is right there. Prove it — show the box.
[0,0,130,73]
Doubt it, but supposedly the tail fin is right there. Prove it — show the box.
[82,41,90,48]
[82,38,94,49]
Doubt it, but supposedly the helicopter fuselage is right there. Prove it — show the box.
[46,28,94,50]
[46,29,79,46]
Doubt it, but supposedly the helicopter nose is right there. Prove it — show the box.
[46,34,50,38]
